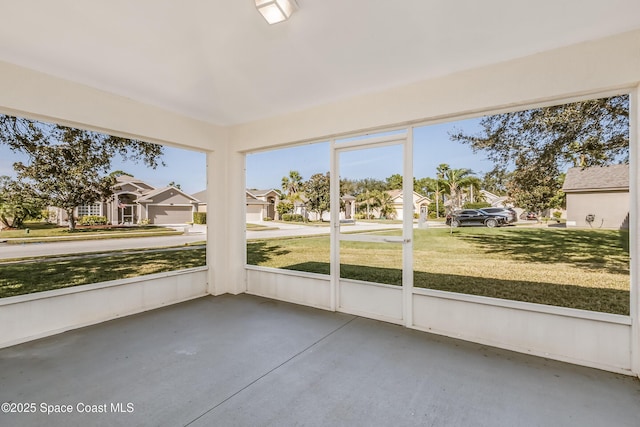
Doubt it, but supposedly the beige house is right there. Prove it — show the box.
[362,190,430,219]
[50,175,200,225]
[386,190,430,219]
[194,188,281,222]
[246,189,280,222]
[562,164,629,229]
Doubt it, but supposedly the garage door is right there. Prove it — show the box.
[246,205,263,222]
[148,205,192,224]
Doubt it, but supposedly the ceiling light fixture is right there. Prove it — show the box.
[255,0,298,25]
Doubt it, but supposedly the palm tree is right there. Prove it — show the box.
[441,167,480,210]
[373,190,395,219]
[281,170,303,196]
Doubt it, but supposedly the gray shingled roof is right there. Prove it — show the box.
[562,164,629,192]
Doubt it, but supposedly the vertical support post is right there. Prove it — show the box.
[206,146,246,296]
[330,139,339,311]
[631,86,639,377]
[402,128,414,328]
[206,149,222,295]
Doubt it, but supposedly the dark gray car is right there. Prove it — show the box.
[446,209,509,228]
[479,207,517,223]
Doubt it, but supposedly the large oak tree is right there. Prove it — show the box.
[0,115,164,230]
[450,95,629,211]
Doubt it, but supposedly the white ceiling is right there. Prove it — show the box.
[1,0,639,126]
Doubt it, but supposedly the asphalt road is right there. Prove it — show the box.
[0,221,442,260]
[0,234,206,260]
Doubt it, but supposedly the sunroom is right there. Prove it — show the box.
[0,1,639,425]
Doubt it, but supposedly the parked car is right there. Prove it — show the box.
[479,207,518,224]
[446,209,509,228]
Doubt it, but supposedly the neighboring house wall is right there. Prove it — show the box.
[563,165,629,230]
[565,191,629,229]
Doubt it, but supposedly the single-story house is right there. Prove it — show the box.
[480,190,509,207]
[562,164,629,229]
[194,188,282,222]
[386,190,430,219]
[50,175,200,225]
[246,189,280,221]
[360,190,430,219]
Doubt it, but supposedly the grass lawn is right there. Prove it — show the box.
[0,248,206,298]
[246,223,279,231]
[247,227,630,315]
[0,222,179,242]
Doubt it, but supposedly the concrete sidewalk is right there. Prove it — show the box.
[0,294,638,427]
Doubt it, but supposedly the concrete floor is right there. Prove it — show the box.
[0,295,638,427]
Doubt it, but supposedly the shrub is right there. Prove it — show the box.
[139,218,150,225]
[428,202,445,218]
[193,212,207,224]
[552,211,562,219]
[281,214,304,222]
[78,215,107,226]
[276,200,294,217]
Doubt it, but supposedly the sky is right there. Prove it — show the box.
[0,144,207,195]
[0,116,494,194]
[246,117,496,189]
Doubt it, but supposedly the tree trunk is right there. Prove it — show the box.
[67,208,76,231]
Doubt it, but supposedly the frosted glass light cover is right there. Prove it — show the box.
[256,0,295,24]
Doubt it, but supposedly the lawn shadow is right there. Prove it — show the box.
[278,262,629,315]
[455,228,629,275]
[0,249,207,298]
[246,241,291,265]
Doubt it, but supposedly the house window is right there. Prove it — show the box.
[78,203,101,217]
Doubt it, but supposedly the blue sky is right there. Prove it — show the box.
[0,144,207,194]
[0,116,495,194]
[246,117,496,189]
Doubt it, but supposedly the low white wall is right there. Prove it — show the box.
[246,268,633,375]
[0,267,208,349]
[412,289,632,375]
[339,280,403,325]
[246,266,331,310]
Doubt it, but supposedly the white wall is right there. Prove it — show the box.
[0,268,208,349]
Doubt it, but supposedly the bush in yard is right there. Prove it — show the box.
[281,214,304,222]
[428,202,445,218]
[276,200,294,217]
[193,212,206,224]
[553,211,562,219]
[78,215,107,226]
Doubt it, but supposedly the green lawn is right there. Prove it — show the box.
[0,248,206,298]
[0,222,181,243]
[247,227,630,315]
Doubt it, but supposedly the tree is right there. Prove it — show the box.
[373,190,395,219]
[2,116,164,230]
[481,167,512,196]
[168,181,182,190]
[303,172,331,221]
[0,177,45,229]
[281,170,303,196]
[276,199,294,217]
[440,167,481,210]
[450,95,629,211]
[385,173,403,190]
